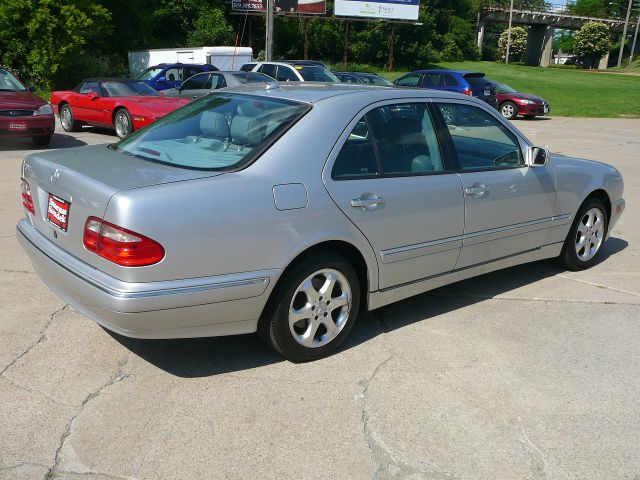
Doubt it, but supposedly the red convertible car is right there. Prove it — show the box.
[50,78,190,138]
[1,66,55,146]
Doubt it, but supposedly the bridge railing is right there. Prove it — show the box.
[480,1,622,19]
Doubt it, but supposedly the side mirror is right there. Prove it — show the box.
[529,145,549,166]
[176,81,183,91]
[27,86,36,92]
[158,76,166,83]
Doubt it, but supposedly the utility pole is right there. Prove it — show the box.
[630,10,640,62]
[618,0,633,67]
[266,0,274,61]
[505,0,515,64]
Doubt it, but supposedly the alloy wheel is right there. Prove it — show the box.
[288,269,352,348]
[575,207,605,262]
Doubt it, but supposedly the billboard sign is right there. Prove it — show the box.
[232,0,326,14]
[334,0,419,20]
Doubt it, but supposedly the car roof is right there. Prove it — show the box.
[82,77,142,83]
[218,82,488,104]
[410,69,484,77]
[148,63,212,68]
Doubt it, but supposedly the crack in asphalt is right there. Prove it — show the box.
[515,416,548,480]
[54,471,137,480]
[0,268,32,274]
[359,353,463,480]
[0,304,68,377]
[425,292,640,306]
[45,354,132,480]
[555,274,640,298]
[0,374,74,408]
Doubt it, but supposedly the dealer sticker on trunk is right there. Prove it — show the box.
[47,194,70,231]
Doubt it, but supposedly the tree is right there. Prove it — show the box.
[0,0,111,88]
[498,26,528,62]
[574,21,611,68]
[187,7,235,46]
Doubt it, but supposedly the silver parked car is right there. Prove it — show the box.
[17,84,625,362]
[162,71,273,99]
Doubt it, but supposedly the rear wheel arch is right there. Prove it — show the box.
[259,240,371,325]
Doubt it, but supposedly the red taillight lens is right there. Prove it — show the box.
[463,88,472,96]
[83,217,164,267]
[21,178,35,214]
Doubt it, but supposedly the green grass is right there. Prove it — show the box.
[376,61,640,118]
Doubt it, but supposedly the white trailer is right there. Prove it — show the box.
[128,46,253,75]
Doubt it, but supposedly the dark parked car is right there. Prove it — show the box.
[135,63,219,91]
[162,71,273,98]
[0,66,55,146]
[490,80,550,120]
[334,72,393,85]
[394,69,497,109]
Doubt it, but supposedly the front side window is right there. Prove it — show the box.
[183,74,209,90]
[0,68,26,91]
[436,102,524,170]
[80,82,100,95]
[113,93,310,171]
[332,103,444,179]
[258,64,277,79]
[395,74,422,87]
[211,74,226,89]
[164,68,181,82]
[276,66,299,82]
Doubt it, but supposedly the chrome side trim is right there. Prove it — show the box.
[463,217,552,246]
[380,236,463,264]
[109,277,269,299]
[551,213,572,225]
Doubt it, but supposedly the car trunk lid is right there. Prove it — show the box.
[464,73,497,106]
[22,144,222,266]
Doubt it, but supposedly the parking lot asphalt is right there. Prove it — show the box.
[1,117,639,480]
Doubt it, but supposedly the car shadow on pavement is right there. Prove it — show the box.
[109,237,628,377]
[0,133,86,151]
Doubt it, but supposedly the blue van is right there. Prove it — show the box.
[394,69,497,109]
[135,63,219,91]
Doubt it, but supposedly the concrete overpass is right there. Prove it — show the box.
[477,3,632,68]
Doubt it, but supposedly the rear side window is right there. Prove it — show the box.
[240,63,256,72]
[113,94,311,171]
[332,103,444,179]
[435,102,523,170]
[464,75,486,88]
[442,74,460,87]
[184,67,202,79]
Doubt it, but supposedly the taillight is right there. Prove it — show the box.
[21,178,35,214]
[463,88,472,96]
[83,216,164,267]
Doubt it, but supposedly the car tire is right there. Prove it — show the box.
[559,197,608,271]
[259,252,361,362]
[114,109,133,138]
[32,135,52,146]
[59,104,81,132]
[500,101,518,120]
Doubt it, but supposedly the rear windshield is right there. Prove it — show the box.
[295,66,339,82]
[112,93,310,171]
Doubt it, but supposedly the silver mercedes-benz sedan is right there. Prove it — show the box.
[17,83,625,362]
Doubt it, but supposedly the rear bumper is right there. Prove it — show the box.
[17,219,277,339]
[0,115,54,138]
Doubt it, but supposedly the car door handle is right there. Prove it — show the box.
[351,196,385,209]
[464,185,490,197]
[191,95,198,99]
